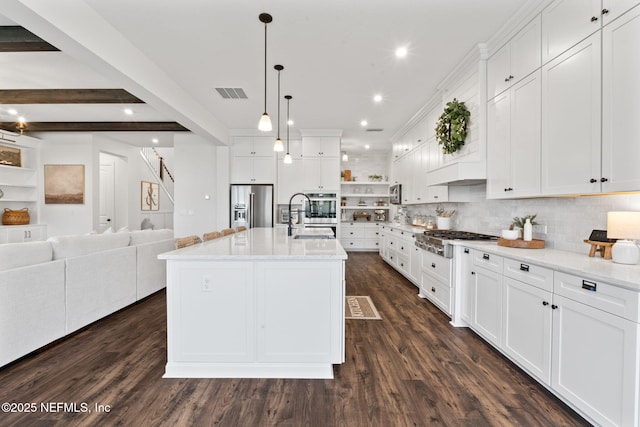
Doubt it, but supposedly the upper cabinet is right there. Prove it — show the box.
[602,0,640,22]
[487,15,541,100]
[541,0,602,63]
[301,136,339,158]
[231,136,274,157]
[601,4,640,192]
[230,136,275,184]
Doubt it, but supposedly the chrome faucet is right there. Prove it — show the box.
[288,193,312,236]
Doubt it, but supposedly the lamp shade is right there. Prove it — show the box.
[607,212,640,240]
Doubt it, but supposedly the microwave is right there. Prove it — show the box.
[389,184,402,204]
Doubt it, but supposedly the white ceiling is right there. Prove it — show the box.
[0,0,532,151]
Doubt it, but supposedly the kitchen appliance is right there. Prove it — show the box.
[303,193,337,236]
[415,229,497,258]
[374,209,387,221]
[389,184,402,204]
[230,184,273,229]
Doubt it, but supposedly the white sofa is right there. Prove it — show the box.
[0,229,173,367]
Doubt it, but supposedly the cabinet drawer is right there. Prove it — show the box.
[363,238,379,249]
[421,251,452,283]
[396,254,410,275]
[503,258,554,292]
[421,275,452,314]
[341,227,364,238]
[554,271,640,322]
[395,238,412,256]
[340,238,364,250]
[472,250,504,273]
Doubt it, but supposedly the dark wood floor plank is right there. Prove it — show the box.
[0,253,590,426]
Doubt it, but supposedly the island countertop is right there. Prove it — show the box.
[159,227,347,261]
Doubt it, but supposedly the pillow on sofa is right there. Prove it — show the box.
[48,232,131,260]
[129,229,174,246]
[0,241,53,271]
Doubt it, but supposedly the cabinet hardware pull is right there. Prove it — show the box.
[590,16,598,22]
[464,248,470,254]
[600,177,608,183]
[602,8,609,15]
[582,280,597,292]
[504,77,510,82]
[589,178,597,183]
[434,195,438,199]
[431,263,436,268]
[482,253,490,260]
[509,75,514,80]
[520,264,529,272]
[471,271,475,275]
[431,287,436,293]
[551,304,558,310]
[542,301,549,306]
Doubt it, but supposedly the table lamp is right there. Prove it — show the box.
[607,211,640,265]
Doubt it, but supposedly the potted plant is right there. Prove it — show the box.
[512,214,538,238]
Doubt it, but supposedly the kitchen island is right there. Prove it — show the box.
[158,227,347,379]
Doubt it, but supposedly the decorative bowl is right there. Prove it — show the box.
[501,229,519,240]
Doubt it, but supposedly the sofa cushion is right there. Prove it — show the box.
[48,232,131,260]
[0,241,53,271]
[129,229,174,246]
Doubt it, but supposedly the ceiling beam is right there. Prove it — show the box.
[0,122,189,133]
[0,89,144,104]
[0,89,145,104]
[0,26,58,52]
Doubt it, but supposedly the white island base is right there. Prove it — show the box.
[159,228,347,379]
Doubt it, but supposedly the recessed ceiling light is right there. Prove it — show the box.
[152,138,159,144]
[395,46,408,58]
[373,94,383,103]
[287,119,294,126]
[365,144,370,150]
[8,109,18,115]
[124,108,133,115]
[360,120,368,127]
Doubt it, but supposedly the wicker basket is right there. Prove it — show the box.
[2,208,30,225]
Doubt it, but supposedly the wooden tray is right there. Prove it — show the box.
[497,238,545,249]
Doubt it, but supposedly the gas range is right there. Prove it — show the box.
[415,230,498,258]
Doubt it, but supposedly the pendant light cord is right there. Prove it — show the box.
[286,97,290,152]
[277,69,281,139]
[263,23,267,113]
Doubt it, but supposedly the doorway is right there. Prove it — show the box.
[99,152,128,233]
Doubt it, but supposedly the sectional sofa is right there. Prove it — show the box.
[0,228,174,367]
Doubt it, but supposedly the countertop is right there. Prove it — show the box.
[453,240,640,292]
[159,227,347,261]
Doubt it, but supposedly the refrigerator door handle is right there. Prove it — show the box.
[249,192,254,228]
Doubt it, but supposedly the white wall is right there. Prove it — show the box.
[173,133,226,237]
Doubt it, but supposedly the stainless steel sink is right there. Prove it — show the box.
[293,235,335,240]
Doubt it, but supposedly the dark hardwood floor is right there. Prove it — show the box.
[0,253,590,426]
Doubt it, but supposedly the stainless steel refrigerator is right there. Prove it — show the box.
[230,184,273,229]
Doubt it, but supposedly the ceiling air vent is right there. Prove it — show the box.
[366,128,384,132]
[215,88,248,99]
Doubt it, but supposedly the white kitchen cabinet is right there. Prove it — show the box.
[487,71,541,199]
[255,261,343,363]
[381,225,418,286]
[601,6,640,192]
[552,294,639,427]
[487,15,541,100]
[302,157,340,192]
[410,245,422,285]
[0,133,41,224]
[541,33,601,196]
[541,0,602,63]
[470,251,504,348]
[502,276,553,385]
[411,147,425,204]
[419,250,453,315]
[231,155,275,184]
[602,0,640,24]
[339,221,380,251]
[0,224,47,243]
[301,136,339,158]
[276,158,304,204]
[231,136,274,157]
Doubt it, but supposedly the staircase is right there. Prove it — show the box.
[140,147,174,205]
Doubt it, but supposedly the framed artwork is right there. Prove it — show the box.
[141,181,159,211]
[44,164,85,204]
[0,145,21,167]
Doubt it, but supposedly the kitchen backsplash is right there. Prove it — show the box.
[405,184,640,254]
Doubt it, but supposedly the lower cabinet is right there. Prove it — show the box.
[0,224,47,243]
[378,225,419,287]
[339,222,380,251]
[419,250,453,315]
[460,250,640,427]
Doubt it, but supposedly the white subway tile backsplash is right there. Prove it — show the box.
[406,185,640,255]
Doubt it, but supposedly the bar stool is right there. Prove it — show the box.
[203,231,223,241]
[236,226,247,232]
[220,228,235,236]
[175,235,202,249]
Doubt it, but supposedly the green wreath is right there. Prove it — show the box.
[434,98,470,154]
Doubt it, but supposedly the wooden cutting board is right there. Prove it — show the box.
[497,238,545,249]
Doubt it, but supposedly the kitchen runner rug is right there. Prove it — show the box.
[345,296,382,320]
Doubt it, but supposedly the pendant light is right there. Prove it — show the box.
[283,95,293,164]
[273,64,284,152]
[258,13,273,131]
